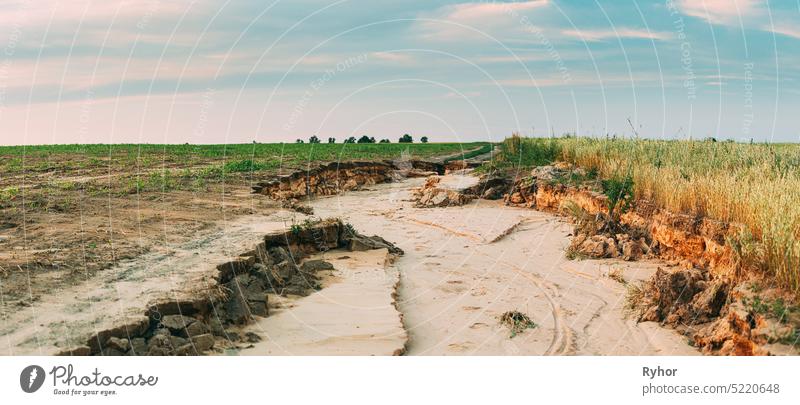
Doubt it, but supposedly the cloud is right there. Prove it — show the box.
[412,0,549,42]
[676,1,800,42]
[561,28,672,42]
[442,0,549,21]
[0,0,194,28]
[369,52,416,64]
[766,24,800,39]
[676,0,762,25]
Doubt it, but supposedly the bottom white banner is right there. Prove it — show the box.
[0,356,795,404]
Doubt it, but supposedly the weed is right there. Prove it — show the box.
[743,296,797,323]
[601,172,634,220]
[223,159,272,173]
[624,281,648,318]
[290,224,302,236]
[608,267,627,284]
[0,187,20,204]
[499,310,537,338]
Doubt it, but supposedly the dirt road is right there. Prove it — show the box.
[0,171,697,355]
[307,174,697,355]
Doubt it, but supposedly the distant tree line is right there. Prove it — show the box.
[295,134,429,144]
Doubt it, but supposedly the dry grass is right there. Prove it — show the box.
[608,267,627,284]
[501,135,800,296]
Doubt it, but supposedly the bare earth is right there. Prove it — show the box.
[0,172,697,355]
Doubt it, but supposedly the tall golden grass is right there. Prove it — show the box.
[505,136,800,294]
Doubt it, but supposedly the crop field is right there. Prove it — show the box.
[0,142,485,305]
[493,135,800,295]
[0,142,486,200]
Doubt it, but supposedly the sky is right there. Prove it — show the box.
[0,0,798,145]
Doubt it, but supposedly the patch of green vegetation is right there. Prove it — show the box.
[5,158,22,172]
[223,159,276,173]
[442,143,494,163]
[0,142,482,162]
[0,187,20,204]
[290,224,302,236]
[500,134,562,167]
[500,310,537,338]
[550,167,599,188]
[601,172,634,220]
[343,222,357,238]
[742,295,798,323]
[53,181,77,191]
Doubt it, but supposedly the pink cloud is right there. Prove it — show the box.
[0,0,194,27]
[676,0,762,25]
[767,24,800,39]
[413,1,550,42]
[561,28,672,42]
[444,0,550,21]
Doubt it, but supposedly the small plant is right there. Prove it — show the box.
[343,222,357,237]
[608,267,627,284]
[743,296,796,323]
[0,187,20,204]
[601,172,634,221]
[624,281,648,318]
[500,310,537,338]
[290,224,302,236]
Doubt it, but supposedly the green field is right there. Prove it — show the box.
[0,142,489,171]
[0,142,489,206]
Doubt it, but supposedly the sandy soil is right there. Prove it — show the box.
[239,249,407,355]
[1,170,698,355]
[309,175,698,355]
[0,211,294,355]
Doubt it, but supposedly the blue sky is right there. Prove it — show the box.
[0,0,798,145]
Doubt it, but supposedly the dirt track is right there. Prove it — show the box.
[306,174,697,355]
[0,169,698,355]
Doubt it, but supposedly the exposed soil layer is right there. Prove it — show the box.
[505,168,734,271]
[412,176,475,208]
[411,173,510,208]
[12,219,401,356]
[503,164,798,355]
[251,160,445,200]
[629,267,799,355]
